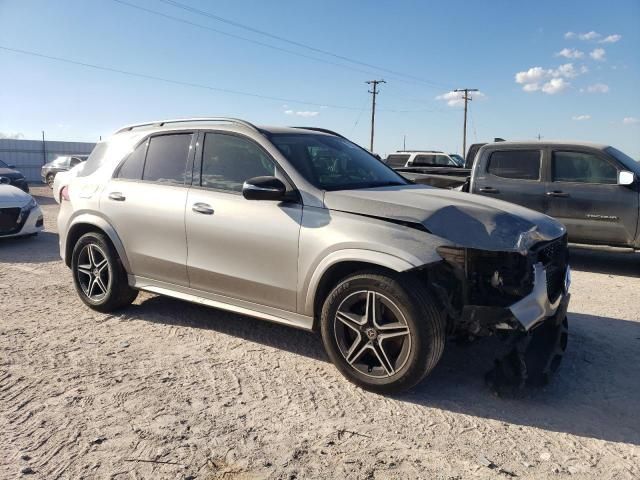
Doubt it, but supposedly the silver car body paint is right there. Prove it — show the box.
[56,120,568,332]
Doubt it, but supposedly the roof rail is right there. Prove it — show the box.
[291,126,346,139]
[115,117,261,134]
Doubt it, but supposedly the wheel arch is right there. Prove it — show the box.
[64,214,130,273]
[303,249,427,326]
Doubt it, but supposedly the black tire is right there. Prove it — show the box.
[320,272,446,394]
[46,173,55,188]
[71,232,138,312]
[524,315,569,386]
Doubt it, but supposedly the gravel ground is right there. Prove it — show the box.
[1,186,639,479]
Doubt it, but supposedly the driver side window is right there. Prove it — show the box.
[201,133,276,193]
[552,151,617,184]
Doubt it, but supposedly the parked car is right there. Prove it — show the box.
[469,142,640,250]
[41,155,88,187]
[56,118,570,393]
[0,184,43,238]
[0,159,29,192]
[385,150,464,168]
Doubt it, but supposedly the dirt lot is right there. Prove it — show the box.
[1,186,639,479]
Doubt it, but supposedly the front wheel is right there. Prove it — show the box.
[71,232,138,312]
[46,173,55,188]
[320,272,446,394]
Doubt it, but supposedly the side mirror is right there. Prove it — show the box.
[618,170,635,186]
[242,176,287,201]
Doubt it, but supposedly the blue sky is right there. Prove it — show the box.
[1,0,639,158]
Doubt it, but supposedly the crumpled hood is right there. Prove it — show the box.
[0,184,31,206]
[324,184,566,252]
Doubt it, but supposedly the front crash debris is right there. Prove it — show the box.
[432,235,571,394]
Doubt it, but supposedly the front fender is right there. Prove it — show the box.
[301,249,417,316]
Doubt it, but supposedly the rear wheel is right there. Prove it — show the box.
[71,232,138,312]
[320,272,445,394]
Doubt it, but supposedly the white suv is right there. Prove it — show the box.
[385,151,464,168]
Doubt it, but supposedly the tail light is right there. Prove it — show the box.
[60,186,70,201]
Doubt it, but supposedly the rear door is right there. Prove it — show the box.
[101,132,195,285]
[473,149,546,211]
[544,148,638,246]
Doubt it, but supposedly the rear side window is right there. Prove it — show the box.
[487,150,541,180]
[79,143,108,177]
[142,134,192,185]
[200,133,275,192]
[385,154,410,167]
[552,151,617,184]
[117,141,147,180]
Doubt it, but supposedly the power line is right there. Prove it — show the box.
[157,0,451,90]
[111,0,404,81]
[0,45,437,114]
[366,79,386,152]
[453,88,478,157]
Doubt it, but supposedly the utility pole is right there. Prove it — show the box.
[366,79,385,152]
[453,88,478,158]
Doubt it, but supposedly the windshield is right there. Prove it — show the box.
[0,160,8,168]
[605,146,640,175]
[269,133,408,191]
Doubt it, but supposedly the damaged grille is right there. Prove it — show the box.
[532,235,568,303]
[0,207,21,235]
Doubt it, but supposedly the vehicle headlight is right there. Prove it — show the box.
[17,198,37,223]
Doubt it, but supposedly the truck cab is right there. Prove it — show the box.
[470,141,640,249]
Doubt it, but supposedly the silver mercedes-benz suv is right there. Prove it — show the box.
[56,118,570,393]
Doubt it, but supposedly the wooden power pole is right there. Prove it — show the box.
[453,88,478,158]
[366,79,385,152]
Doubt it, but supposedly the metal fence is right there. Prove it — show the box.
[0,139,96,182]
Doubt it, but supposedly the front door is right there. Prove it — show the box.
[185,131,302,312]
[544,149,639,246]
[101,132,194,285]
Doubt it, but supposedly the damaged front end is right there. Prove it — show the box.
[430,234,571,394]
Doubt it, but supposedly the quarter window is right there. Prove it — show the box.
[552,151,617,184]
[142,134,192,185]
[487,150,541,180]
[201,133,276,192]
[117,141,147,180]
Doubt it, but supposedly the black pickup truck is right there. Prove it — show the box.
[393,141,640,249]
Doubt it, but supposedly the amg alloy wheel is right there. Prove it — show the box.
[76,244,111,302]
[71,232,138,312]
[334,290,412,378]
[321,272,445,394]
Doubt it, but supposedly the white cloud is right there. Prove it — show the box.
[515,66,547,85]
[556,48,584,59]
[435,90,486,107]
[623,117,639,125]
[564,31,576,39]
[515,63,586,94]
[600,34,622,44]
[576,31,601,41]
[0,131,24,139]
[572,114,591,121]
[542,78,570,94]
[583,83,609,94]
[284,110,319,117]
[590,48,606,61]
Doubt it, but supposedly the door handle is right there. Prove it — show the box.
[192,202,214,215]
[479,186,499,193]
[108,192,126,201]
[546,191,569,198]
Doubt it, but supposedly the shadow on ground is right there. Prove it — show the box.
[126,295,640,446]
[570,247,640,277]
[0,231,60,263]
